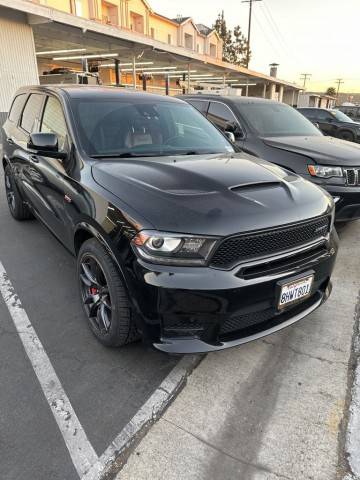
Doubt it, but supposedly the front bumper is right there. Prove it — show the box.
[306,176,360,221]
[325,185,360,221]
[127,231,338,354]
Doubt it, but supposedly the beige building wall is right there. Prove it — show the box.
[0,7,39,116]
[149,15,177,44]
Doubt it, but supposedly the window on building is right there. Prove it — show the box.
[207,102,241,133]
[40,97,68,151]
[101,1,119,24]
[150,28,155,38]
[130,12,144,33]
[210,43,217,57]
[184,33,193,50]
[168,34,172,44]
[20,94,44,133]
[8,94,27,123]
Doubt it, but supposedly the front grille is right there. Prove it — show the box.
[220,308,274,335]
[344,168,360,186]
[219,293,319,337]
[210,216,330,269]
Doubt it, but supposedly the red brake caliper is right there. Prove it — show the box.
[90,287,98,295]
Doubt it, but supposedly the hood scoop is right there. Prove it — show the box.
[230,181,282,193]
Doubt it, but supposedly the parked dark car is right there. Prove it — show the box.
[337,105,360,123]
[2,86,337,354]
[298,107,360,143]
[181,95,360,222]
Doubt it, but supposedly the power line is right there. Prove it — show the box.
[335,78,344,98]
[260,3,298,67]
[300,73,312,89]
[252,11,284,61]
[242,0,263,68]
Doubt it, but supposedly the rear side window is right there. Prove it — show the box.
[299,109,315,119]
[20,94,44,133]
[187,100,209,115]
[8,94,27,123]
[207,102,239,131]
[40,96,68,150]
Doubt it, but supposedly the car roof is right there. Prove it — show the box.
[15,85,185,103]
[180,94,281,106]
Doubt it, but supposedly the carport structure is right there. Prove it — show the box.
[0,0,302,125]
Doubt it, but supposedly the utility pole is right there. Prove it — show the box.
[335,78,344,101]
[242,0,262,69]
[300,73,312,89]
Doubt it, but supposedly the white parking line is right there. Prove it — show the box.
[0,259,200,479]
[0,261,99,478]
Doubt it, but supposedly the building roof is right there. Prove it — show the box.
[196,24,213,35]
[171,16,191,24]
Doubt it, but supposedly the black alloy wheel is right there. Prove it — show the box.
[339,131,355,142]
[77,238,139,346]
[4,165,33,220]
[5,170,16,213]
[79,254,113,334]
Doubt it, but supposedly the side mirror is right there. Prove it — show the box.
[313,122,320,129]
[27,133,67,160]
[225,122,244,140]
[225,131,235,143]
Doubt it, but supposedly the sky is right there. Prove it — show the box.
[150,0,360,94]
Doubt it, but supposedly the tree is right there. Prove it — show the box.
[326,87,337,96]
[213,11,250,67]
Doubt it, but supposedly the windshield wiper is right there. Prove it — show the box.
[90,152,165,159]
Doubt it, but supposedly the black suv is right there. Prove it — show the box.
[337,105,360,123]
[2,86,337,354]
[182,95,360,222]
[298,107,360,143]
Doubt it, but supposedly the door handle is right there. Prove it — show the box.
[6,138,14,145]
[30,155,39,163]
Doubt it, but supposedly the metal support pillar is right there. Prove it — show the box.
[187,64,191,93]
[114,59,120,87]
[132,56,137,89]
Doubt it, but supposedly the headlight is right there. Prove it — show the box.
[308,165,343,178]
[132,231,218,266]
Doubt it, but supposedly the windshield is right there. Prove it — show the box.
[330,110,354,123]
[72,98,234,157]
[238,102,322,137]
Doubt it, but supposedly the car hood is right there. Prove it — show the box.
[336,121,360,128]
[262,135,360,165]
[92,153,332,236]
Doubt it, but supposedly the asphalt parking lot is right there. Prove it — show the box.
[0,166,180,480]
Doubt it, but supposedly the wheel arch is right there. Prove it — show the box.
[339,129,355,139]
[74,223,125,275]
[74,222,135,308]
[2,156,9,171]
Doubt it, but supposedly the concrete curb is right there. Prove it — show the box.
[344,293,360,480]
[98,354,203,480]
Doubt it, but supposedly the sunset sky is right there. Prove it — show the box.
[151,0,359,94]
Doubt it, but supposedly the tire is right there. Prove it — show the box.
[339,131,355,142]
[77,238,139,347]
[4,164,33,220]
